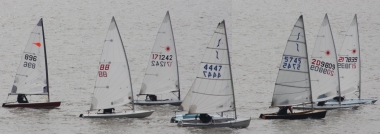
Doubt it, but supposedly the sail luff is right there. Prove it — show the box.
[301,15,313,106]
[326,14,342,105]
[40,18,50,102]
[355,14,361,99]
[113,17,135,112]
[222,20,236,119]
[167,11,181,100]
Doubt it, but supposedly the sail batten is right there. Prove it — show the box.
[271,15,312,107]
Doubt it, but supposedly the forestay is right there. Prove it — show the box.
[337,14,360,96]
[182,21,234,114]
[271,15,312,106]
[310,14,340,102]
[139,11,180,95]
[90,17,132,110]
[11,19,48,95]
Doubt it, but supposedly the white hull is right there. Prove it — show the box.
[293,104,359,110]
[133,100,182,106]
[324,98,377,105]
[170,114,234,123]
[177,118,250,128]
[79,110,154,118]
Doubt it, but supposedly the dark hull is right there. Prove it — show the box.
[2,102,61,109]
[259,110,326,119]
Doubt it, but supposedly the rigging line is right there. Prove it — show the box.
[273,90,309,95]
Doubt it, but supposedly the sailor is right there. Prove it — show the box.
[17,94,29,103]
[103,108,114,114]
[199,114,213,123]
[277,106,293,115]
[147,94,157,101]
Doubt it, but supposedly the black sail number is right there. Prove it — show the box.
[23,62,36,69]
[24,54,37,61]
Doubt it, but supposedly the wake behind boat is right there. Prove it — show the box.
[176,20,250,128]
[133,11,182,106]
[259,15,327,119]
[79,17,153,118]
[2,18,61,109]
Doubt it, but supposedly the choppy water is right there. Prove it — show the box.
[0,0,379,133]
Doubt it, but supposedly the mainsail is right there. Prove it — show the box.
[139,11,180,96]
[271,15,312,106]
[90,17,133,110]
[181,21,235,114]
[310,14,341,102]
[11,19,48,95]
[338,14,360,96]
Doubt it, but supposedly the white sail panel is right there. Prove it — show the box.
[184,21,235,114]
[91,17,131,110]
[338,15,360,95]
[140,11,180,95]
[272,16,311,106]
[11,19,48,95]
[310,14,340,102]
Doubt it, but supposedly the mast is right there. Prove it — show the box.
[326,14,342,106]
[301,15,313,109]
[113,17,135,112]
[223,20,237,119]
[355,14,361,100]
[168,11,181,100]
[41,18,50,102]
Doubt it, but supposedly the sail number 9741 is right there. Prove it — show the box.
[203,64,222,78]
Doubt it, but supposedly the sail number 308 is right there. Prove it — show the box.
[23,54,37,69]
[203,64,222,78]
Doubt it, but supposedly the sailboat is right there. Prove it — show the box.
[293,14,359,110]
[2,18,61,108]
[259,15,327,119]
[79,17,154,118]
[177,20,250,128]
[133,11,182,106]
[324,14,377,105]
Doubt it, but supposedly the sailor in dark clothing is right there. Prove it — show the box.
[277,106,293,115]
[17,94,29,103]
[147,94,157,101]
[199,114,213,123]
[103,108,115,114]
[317,101,326,106]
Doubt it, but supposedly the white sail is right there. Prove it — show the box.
[11,19,48,95]
[271,15,311,106]
[90,17,132,110]
[338,14,360,96]
[183,21,235,114]
[310,14,340,102]
[139,11,180,95]
[179,82,194,111]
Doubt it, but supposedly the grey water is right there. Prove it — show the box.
[0,0,379,133]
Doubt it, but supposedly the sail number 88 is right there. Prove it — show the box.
[98,64,110,77]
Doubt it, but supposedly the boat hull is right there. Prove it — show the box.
[324,98,377,105]
[133,100,182,106]
[177,118,250,128]
[293,104,359,110]
[79,110,154,118]
[170,114,232,123]
[259,110,326,119]
[2,102,61,109]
